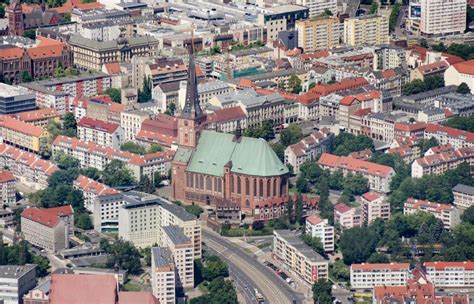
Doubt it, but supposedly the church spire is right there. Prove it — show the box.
[181,36,203,119]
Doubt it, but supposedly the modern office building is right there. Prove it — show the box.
[161,226,194,288]
[0,83,36,115]
[0,264,36,304]
[420,0,466,37]
[151,247,176,304]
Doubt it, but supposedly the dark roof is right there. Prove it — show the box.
[453,183,474,196]
[162,225,191,245]
[152,247,173,267]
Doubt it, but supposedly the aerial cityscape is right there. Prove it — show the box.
[0,0,473,303]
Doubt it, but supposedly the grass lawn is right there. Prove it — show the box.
[122,282,142,292]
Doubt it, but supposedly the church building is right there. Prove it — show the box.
[172,47,290,220]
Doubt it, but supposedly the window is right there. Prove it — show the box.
[230,176,234,193]
[206,176,212,191]
[259,179,263,197]
[266,179,271,197]
[245,178,249,195]
[253,179,257,196]
[237,176,241,194]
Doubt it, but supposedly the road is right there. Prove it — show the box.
[203,229,303,304]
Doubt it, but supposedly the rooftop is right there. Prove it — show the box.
[162,225,191,245]
[274,230,326,263]
[151,247,174,268]
[0,83,32,98]
[453,183,474,196]
[0,264,36,279]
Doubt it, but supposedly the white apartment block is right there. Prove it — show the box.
[21,207,69,253]
[350,263,410,289]
[424,124,474,150]
[334,203,361,230]
[344,15,389,47]
[0,170,16,205]
[273,230,329,285]
[285,129,334,174]
[453,184,474,210]
[160,226,194,288]
[361,192,390,224]
[151,247,176,304]
[411,147,474,178]
[305,214,334,252]
[74,175,121,213]
[295,0,337,18]
[119,197,201,258]
[121,109,150,141]
[93,193,127,232]
[77,117,124,150]
[0,265,36,304]
[420,0,466,37]
[403,198,461,230]
[424,261,474,287]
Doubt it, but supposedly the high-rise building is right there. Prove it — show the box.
[295,0,337,18]
[296,17,342,52]
[305,214,334,252]
[420,0,466,37]
[151,247,176,304]
[161,226,194,288]
[344,15,389,46]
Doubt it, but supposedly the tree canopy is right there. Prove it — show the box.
[104,88,121,103]
[333,133,374,156]
[402,76,445,96]
[443,116,474,132]
[102,160,135,187]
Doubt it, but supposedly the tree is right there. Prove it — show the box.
[63,113,77,137]
[33,255,50,277]
[102,160,135,187]
[320,8,333,16]
[185,204,204,217]
[21,71,32,83]
[138,76,152,103]
[367,252,390,263]
[106,239,142,274]
[75,213,93,230]
[339,226,379,264]
[81,167,100,180]
[271,143,285,162]
[147,144,163,154]
[457,82,471,94]
[369,1,378,14]
[56,155,80,170]
[312,279,332,304]
[0,5,5,19]
[389,3,400,33]
[164,103,176,116]
[295,193,304,225]
[287,196,294,223]
[191,277,238,304]
[252,220,265,231]
[137,175,154,194]
[202,255,229,281]
[243,120,274,140]
[104,88,121,103]
[280,124,304,146]
[403,76,445,95]
[420,38,429,48]
[342,173,369,197]
[461,206,474,225]
[301,234,325,256]
[419,137,439,155]
[63,12,71,22]
[287,74,302,94]
[120,142,146,155]
[443,116,474,132]
[23,29,36,40]
[334,133,374,156]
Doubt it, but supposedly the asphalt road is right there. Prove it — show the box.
[203,229,303,304]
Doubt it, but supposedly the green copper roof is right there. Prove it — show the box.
[187,130,288,177]
[174,148,193,163]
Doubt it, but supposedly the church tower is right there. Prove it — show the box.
[177,44,206,148]
[7,0,24,36]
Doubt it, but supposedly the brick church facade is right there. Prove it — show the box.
[172,48,291,220]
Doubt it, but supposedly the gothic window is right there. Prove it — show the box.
[245,178,249,195]
[281,176,287,195]
[266,179,271,197]
[206,176,212,191]
[237,176,241,194]
[273,179,277,196]
[217,179,222,193]
[199,175,204,189]
[245,199,250,208]
[253,179,257,196]
[230,176,234,193]
[259,179,263,197]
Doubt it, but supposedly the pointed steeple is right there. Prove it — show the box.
[181,41,204,119]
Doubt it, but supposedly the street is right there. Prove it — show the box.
[203,229,303,304]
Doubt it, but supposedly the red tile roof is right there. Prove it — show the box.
[43,205,74,217]
[0,170,15,183]
[318,153,394,177]
[334,203,351,214]
[381,69,397,79]
[103,62,121,75]
[78,117,119,134]
[11,108,60,122]
[0,47,24,60]
[351,262,410,271]
[74,175,120,196]
[416,60,449,75]
[50,274,117,304]
[424,261,474,271]
[395,122,426,133]
[452,59,474,75]
[299,50,330,60]
[425,124,474,143]
[207,106,246,123]
[118,292,160,304]
[21,207,60,228]
[414,146,474,167]
[310,77,369,97]
[306,214,323,225]
[427,144,454,154]
[27,37,66,60]
[405,198,456,213]
[362,191,380,202]
[0,116,45,137]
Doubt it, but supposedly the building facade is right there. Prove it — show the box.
[420,0,466,36]
[361,192,390,224]
[344,15,389,47]
[151,247,176,304]
[350,263,410,289]
[403,198,461,230]
[305,214,334,252]
[424,261,474,287]
[0,265,36,304]
[453,184,474,210]
[77,117,124,149]
[296,17,341,52]
[0,170,16,205]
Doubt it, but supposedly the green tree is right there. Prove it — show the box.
[333,133,374,156]
[339,226,379,264]
[63,12,71,22]
[23,29,36,40]
[202,255,229,281]
[137,175,154,194]
[312,279,332,304]
[461,206,474,225]
[369,1,378,14]
[56,154,80,170]
[63,112,77,137]
[301,234,325,256]
[106,239,142,274]
[20,71,32,83]
[367,252,390,263]
[389,3,400,33]
[443,116,474,132]
[295,193,304,225]
[147,144,163,153]
[457,82,471,94]
[104,88,121,103]
[419,38,429,48]
[120,142,146,155]
[0,5,5,18]
[75,213,93,230]
[320,8,333,16]
[280,124,304,146]
[33,255,50,277]
[342,173,369,197]
[164,103,176,116]
[102,160,135,187]
[287,196,294,223]
[270,143,285,162]
[81,167,100,180]
[418,137,439,155]
[185,204,204,217]
[243,120,274,140]
[287,74,302,94]
[138,76,152,103]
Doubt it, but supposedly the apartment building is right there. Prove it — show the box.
[0,170,15,205]
[424,261,474,287]
[0,265,36,304]
[52,136,175,181]
[394,122,426,140]
[206,107,247,134]
[411,146,474,178]
[24,84,69,116]
[10,108,61,128]
[334,203,361,229]
[420,0,466,37]
[151,247,176,304]
[273,230,329,285]
[296,17,341,52]
[344,15,389,47]
[361,192,390,224]
[295,0,337,18]
[404,198,461,230]
[350,263,410,289]
[0,143,58,190]
[257,5,309,40]
[305,214,334,252]
[0,116,49,154]
[424,124,474,149]
[121,109,151,141]
[445,60,474,93]
[92,193,127,232]
[285,129,334,174]
[118,197,201,258]
[453,184,474,210]
[161,226,194,288]
[318,153,395,193]
[339,90,383,131]
[77,117,124,149]
[21,207,69,252]
[73,175,121,213]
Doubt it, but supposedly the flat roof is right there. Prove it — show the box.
[0,264,36,279]
[0,83,32,98]
[162,225,191,245]
[274,230,326,263]
[266,4,308,14]
[152,247,174,268]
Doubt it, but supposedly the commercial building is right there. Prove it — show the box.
[420,0,466,37]
[361,192,390,224]
[334,203,361,229]
[0,264,36,304]
[404,198,461,230]
[161,226,194,288]
[295,0,337,18]
[77,117,124,149]
[318,153,395,193]
[273,230,329,285]
[411,146,474,178]
[423,124,474,149]
[151,247,175,304]
[119,197,201,258]
[0,83,36,115]
[258,5,309,41]
[0,170,16,205]
[453,184,474,210]
[344,15,389,46]
[296,17,341,52]
[21,207,70,252]
[424,261,474,287]
[350,263,410,289]
[305,214,334,252]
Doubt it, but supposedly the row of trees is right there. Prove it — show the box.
[120,142,163,155]
[443,115,474,132]
[402,75,445,96]
[0,239,50,277]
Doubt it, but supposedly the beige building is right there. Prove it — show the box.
[151,247,176,304]
[295,0,337,18]
[121,109,151,141]
[273,230,329,285]
[404,198,461,230]
[361,192,390,224]
[453,184,474,210]
[0,170,16,205]
[161,226,194,288]
[77,117,124,150]
[344,15,389,47]
[411,147,474,178]
[0,116,49,154]
[305,214,334,252]
[74,175,121,213]
[296,17,341,52]
[21,207,70,253]
[424,261,474,288]
[350,263,410,289]
[420,0,466,37]
[334,203,361,229]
